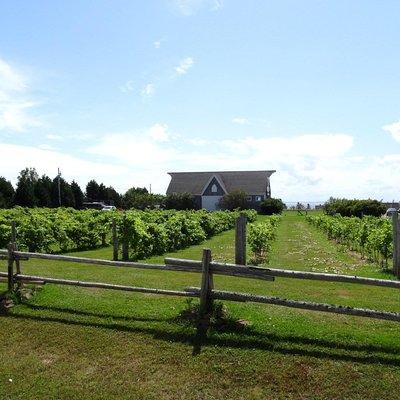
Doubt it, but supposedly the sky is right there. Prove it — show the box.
[0,0,400,202]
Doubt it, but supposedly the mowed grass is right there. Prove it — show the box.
[1,212,400,399]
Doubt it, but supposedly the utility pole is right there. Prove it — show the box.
[149,184,152,194]
[57,168,62,207]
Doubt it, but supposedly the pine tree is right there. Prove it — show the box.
[34,175,53,207]
[0,177,15,208]
[71,180,84,209]
[86,180,100,202]
[14,168,39,207]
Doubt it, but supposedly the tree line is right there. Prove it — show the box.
[0,167,165,210]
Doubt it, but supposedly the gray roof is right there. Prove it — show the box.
[166,170,275,196]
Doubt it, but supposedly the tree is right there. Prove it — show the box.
[123,187,162,209]
[51,177,75,207]
[34,175,53,207]
[86,180,100,202]
[0,177,15,208]
[105,186,122,207]
[71,181,84,209]
[259,198,286,215]
[98,183,108,201]
[14,168,39,207]
[218,190,249,211]
[164,193,196,210]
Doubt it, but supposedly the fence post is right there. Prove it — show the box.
[235,213,247,265]
[393,212,400,277]
[7,242,15,291]
[199,248,213,320]
[112,219,118,261]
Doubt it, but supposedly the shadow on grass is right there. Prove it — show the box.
[4,303,400,367]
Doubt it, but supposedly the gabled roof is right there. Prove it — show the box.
[201,174,228,195]
[166,170,275,196]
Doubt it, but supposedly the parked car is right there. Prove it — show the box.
[385,207,398,217]
[101,205,116,211]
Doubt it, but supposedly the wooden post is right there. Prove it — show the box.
[122,215,129,261]
[199,249,213,318]
[11,221,21,276]
[393,212,400,277]
[7,243,15,291]
[235,213,247,265]
[112,219,118,261]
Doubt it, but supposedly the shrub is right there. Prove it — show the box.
[259,198,285,215]
[218,190,249,211]
[247,218,279,264]
[165,193,197,210]
[324,198,386,217]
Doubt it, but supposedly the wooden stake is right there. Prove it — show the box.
[122,215,129,261]
[393,212,400,277]
[7,242,15,291]
[112,218,118,261]
[11,221,21,276]
[235,213,247,265]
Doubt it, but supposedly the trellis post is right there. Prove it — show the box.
[235,213,247,265]
[392,212,400,277]
[7,242,15,291]
[122,214,129,261]
[112,218,119,261]
[11,221,21,277]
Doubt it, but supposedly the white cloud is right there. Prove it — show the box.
[232,117,250,125]
[141,83,155,98]
[175,57,194,75]
[0,58,43,133]
[148,123,171,142]
[211,0,223,11]
[87,125,176,167]
[383,120,400,142]
[38,143,56,151]
[153,37,166,49]
[3,126,400,201]
[171,0,223,16]
[0,141,129,190]
[46,134,63,140]
[119,80,134,93]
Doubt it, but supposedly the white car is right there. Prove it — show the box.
[385,207,398,217]
[101,205,116,211]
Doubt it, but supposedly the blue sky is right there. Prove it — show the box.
[1,0,400,201]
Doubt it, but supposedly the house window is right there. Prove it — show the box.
[246,196,252,202]
[255,195,262,202]
[211,184,218,193]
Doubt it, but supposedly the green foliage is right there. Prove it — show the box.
[0,207,249,260]
[324,198,386,217]
[71,181,84,209]
[218,190,249,211]
[0,177,14,208]
[247,216,280,264]
[14,168,39,207]
[123,187,164,210]
[259,198,285,215]
[307,214,393,268]
[164,193,197,210]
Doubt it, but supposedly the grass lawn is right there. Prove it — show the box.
[1,211,400,399]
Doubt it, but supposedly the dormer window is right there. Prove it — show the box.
[211,184,218,193]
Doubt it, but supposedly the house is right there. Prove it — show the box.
[166,170,276,211]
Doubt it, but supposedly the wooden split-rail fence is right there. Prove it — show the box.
[2,243,400,325]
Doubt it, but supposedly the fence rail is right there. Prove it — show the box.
[2,246,400,329]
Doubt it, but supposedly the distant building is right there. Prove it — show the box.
[166,170,275,211]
